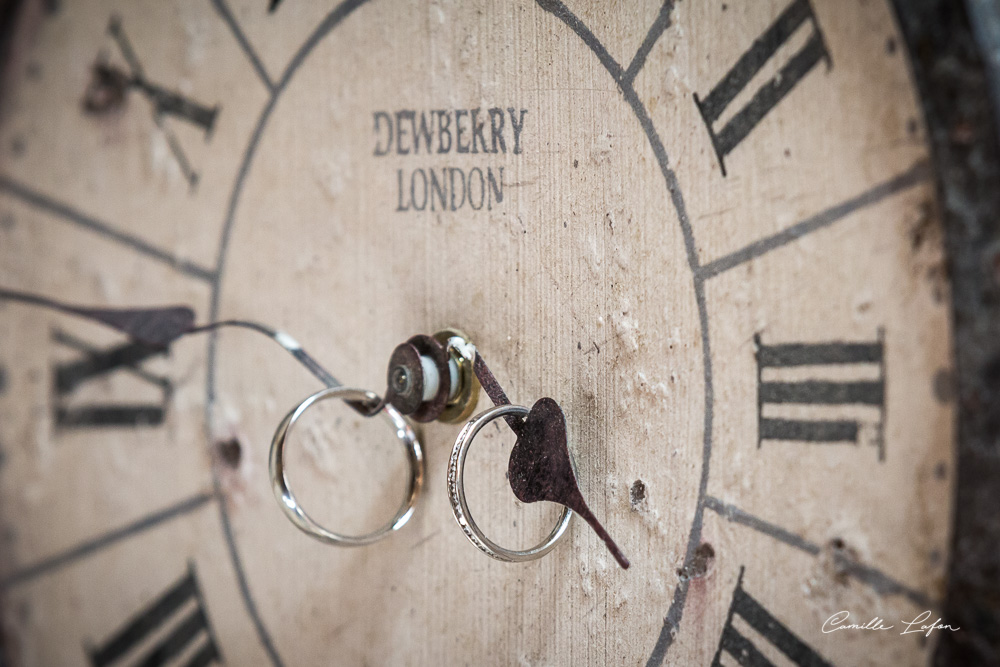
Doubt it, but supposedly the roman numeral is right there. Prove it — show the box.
[756,332,886,460]
[52,330,171,428]
[86,16,220,189]
[694,0,831,176]
[88,564,221,667]
[712,567,832,667]
[106,17,218,134]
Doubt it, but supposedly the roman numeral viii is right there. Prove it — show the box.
[712,567,832,667]
[53,330,172,428]
[88,564,221,666]
[756,332,886,460]
[694,0,831,176]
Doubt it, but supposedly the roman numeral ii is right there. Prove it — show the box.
[88,564,221,666]
[694,0,831,175]
[712,567,832,667]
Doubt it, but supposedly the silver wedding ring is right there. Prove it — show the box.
[447,403,573,562]
[270,386,423,546]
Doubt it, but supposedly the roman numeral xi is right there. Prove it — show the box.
[84,16,220,189]
[88,565,221,667]
[694,0,831,175]
[756,332,886,460]
[53,330,172,428]
[712,567,832,667]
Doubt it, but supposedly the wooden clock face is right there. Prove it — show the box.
[0,0,953,665]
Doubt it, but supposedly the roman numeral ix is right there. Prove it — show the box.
[694,0,831,175]
[712,567,832,667]
[87,564,221,666]
[53,330,172,428]
[756,332,886,460]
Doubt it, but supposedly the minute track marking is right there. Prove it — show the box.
[696,161,933,281]
[0,493,214,590]
[210,0,276,93]
[204,2,370,662]
[0,176,216,283]
[704,496,936,609]
[3,0,934,663]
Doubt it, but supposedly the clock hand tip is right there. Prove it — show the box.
[606,537,630,570]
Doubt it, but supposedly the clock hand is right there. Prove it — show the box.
[506,397,630,570]
[0,287,379,414]
[474,356,630,570]
[188,319,379,415]
[0,287,194,345]
[383,329,629,569]
[4,286,630,565]
[472,351,524,436]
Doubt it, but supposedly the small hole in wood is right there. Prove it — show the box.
[215,438,242,469]
[629,479,646,508]
[678,543,715,580]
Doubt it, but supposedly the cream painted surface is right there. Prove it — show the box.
[0,1,953,665]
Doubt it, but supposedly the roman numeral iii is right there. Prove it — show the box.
[52,330,172,428]
[87,564,221,666]
[694,0,831,175]
[712,567,832,667]
[755,332,886,460]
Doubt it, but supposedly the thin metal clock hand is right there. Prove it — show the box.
[473,353,630,569]
[0,287,381,411]
[364,332,631,568]
[0,287,195,345]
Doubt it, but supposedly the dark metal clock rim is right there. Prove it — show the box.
[891,2,1000,665]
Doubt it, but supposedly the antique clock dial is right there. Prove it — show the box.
[0,0,953,665]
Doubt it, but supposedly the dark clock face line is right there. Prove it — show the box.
[712,566,835,667]
[0,492,214,590]
[51,329,173,428]
[696,160,933,281]
[101,17,219,192]
[538,1,939,665]
[533,3,709,665]
[202,2,372,666]
[694,0,832,178]
[86,561,222,667]
[0,16,365,639]
[0,176,216,283]
[209,0,276,94]
[703,495,935,609]
[620,0,675,87]
[52,329,170,393]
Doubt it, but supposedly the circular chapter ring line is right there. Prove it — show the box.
[206,2,709,666]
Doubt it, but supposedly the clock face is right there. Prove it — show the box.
[0,0,954,665]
